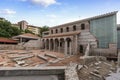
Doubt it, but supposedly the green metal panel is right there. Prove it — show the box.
[90,15,117,48]
[117,30,120,48]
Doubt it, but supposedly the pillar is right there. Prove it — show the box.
[54,40,56,51]
[58,41,61,53]
[75,35,78,54]
[45,40,47,50]
[20,37,22,43]
[49,40,51,51]
[69,41,72,55]
[64,41,67,56]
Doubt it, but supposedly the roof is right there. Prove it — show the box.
[43,31,80,38]
[13,33,39,39]
[50,11,118,29]
[0,37,18,43]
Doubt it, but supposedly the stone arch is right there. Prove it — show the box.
[50,39,54,51]
[46,39,49,50]
[65,38,72,55]
[81,23,85,30]
[56,29,58,33]
[66,27,69,32]
[73,25,76,31]
[54,38,59,52]
[60,28,63,33]
[60,38,65,53]
[42,39,45,49]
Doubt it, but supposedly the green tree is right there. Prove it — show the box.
[0,19,22,38]
[24,29,34,34]
[40,25,49,37]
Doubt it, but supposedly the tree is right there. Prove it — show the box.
[0,19,22,38]
[24,29,34,34]
[40,25,49,37]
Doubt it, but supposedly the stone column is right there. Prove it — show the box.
[45,41,47,50]
[75,35,78,54]
[69,41,72,55]
[49,40,51,51]
[54,40,56,51]
[64,41,67,56]
[58,41,61,53]
[20,37,22,43]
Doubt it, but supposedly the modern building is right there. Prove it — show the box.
[27,25,40,35]
[18,20,28,30]
[41,11,118,57]
[16,20,40,35]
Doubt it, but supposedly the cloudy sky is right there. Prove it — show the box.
[0,0,120,27]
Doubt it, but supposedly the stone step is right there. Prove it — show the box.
[37,55,48,61]
[45,53,57,59]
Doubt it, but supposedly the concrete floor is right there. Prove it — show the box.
[0,75,58,80]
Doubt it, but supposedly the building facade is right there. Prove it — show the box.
[18,20,28,30]
[27,25,40,35]
[41,11,118,57]
[16,20,40,35]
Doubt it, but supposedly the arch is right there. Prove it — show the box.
[60,28,63,33]
[65,38,72,55]
[51,30,53,34]
[73,25,76,31]
[59,38,65,53]
[66,27,69,32]
[42,39,45,49]
[50,39,54,50]
[54,38,59,52]
[56,29,58,33]
[46,39,49,49]
[81,23,85,30]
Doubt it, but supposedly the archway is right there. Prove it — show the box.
[66,38,72,55]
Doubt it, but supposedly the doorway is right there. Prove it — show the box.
[80,45,84,53]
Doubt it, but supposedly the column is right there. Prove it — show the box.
[75,35,78,54]
[49,40,51,51]
[64,41,67,56]
[69,41,72,55]
[45,40,47,50]
[54,40,56,51]
[58,41,61,53]
[20,37,22,43]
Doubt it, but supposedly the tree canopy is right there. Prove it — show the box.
[40,26,49,37]
[0,20,22,38]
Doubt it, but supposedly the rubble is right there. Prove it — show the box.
[77,56,117,80]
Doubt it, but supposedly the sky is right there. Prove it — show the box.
[0,0,120,27]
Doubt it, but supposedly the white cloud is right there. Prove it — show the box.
[46,14,57,18]
[30,0,58,7]
[0,9,16,15]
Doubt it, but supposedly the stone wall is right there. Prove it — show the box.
[77,31,97,54]
[91,44,117,57]
[49,21,89,34]
[0,67,65,80]
[0,39,41,50]
[0,45,24,50]
[23,39,41,50]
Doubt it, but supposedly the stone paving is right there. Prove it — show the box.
[0,50,64,67]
